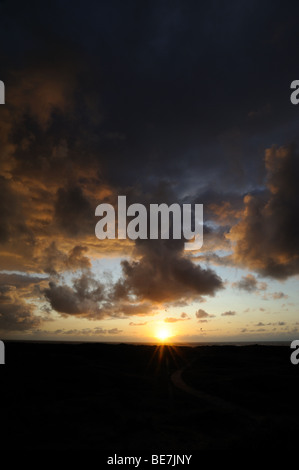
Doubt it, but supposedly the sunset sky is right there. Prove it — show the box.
[1,0,299,343]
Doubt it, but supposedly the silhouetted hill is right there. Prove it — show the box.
[1,341,298,450]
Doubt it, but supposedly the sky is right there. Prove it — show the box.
[0,0,299,343]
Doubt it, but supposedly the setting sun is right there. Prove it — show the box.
[155,327,172,342]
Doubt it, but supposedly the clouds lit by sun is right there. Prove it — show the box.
[1,1,299,344]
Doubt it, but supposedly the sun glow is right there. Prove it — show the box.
[155,327,172,342]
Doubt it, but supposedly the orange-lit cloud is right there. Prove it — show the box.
[228,145,299,279]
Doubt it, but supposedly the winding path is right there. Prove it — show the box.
[171,367,256,418]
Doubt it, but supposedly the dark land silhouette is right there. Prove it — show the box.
[1,341,298,449]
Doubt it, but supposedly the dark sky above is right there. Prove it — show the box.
[0,0,299,339]
[2,0,299,192]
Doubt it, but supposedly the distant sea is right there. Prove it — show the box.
[127,341,291,347]
[3,339,291,347]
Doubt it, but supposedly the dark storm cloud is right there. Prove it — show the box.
[195,223,232,253]
[0,272,48,287]
[1,0,298,233]
[39,243,91,275]
[192,190,244,226]
[0,277,43,331]
[113,238,223,303]
[54,185,94,236]
[0,176,29,244]
[229,145,299,279]
[0,271,51,332]
[42,235,225,317]
[0,302,40,331]
[2,0,299,192]
[44,272,107,318]
[42,233,223,319]
[43,269,158,320]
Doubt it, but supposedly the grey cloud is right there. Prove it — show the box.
[221,310,236,316]
[232,274,267,292]
[0,302,40,331]
[228,145,299,279]
[44,272,106,318]
[113,238,223,304]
